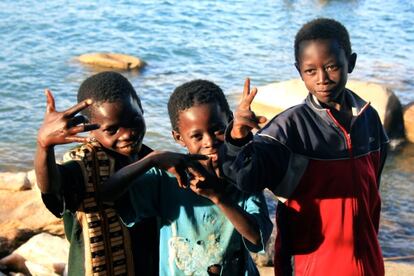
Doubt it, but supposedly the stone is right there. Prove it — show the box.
[0,189,64,258]
[0,233,68,275]
[26,169,38,191]
[403,102,414,143]
[251,79,405,141]
[77,52,146,70]
[0,172,31,191]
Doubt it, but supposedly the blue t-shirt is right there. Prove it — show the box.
[116,167,273,276]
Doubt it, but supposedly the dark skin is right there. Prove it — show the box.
[296,39,357,131]
[172,103,262,246]
[232,39,357,139]
[35,89,205,199]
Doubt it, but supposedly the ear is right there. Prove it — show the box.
[347,53,357,73]
[172,130,186,147]
[294,62,304,80]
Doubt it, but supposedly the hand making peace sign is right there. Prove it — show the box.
[37,89,100,149]
[231,78,267,139]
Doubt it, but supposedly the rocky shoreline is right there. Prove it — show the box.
[1,79,413,274]
[0,170,413,275]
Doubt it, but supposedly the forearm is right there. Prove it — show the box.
[100,154,154,202]
[34,144,62,195]
[214,197,261,246]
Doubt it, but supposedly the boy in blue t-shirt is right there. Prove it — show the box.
[106,80,273,275]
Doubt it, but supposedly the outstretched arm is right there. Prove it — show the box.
[99,150,208,202]
[34,89,98,195]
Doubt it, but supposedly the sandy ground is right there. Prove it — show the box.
[258,261,414,275]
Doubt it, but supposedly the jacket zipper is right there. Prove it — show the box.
[326,109,353,157]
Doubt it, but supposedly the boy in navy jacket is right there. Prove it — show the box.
[221,18,388,275]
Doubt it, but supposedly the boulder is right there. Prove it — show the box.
[26,169,38,191]
[0,172,31,191]
[251,79,405,141]
[0,233,68,275]
[77,53,146,70]
[0,188,64,258]
[403,102,414,143]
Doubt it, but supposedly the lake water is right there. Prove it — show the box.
[0,0,413,260]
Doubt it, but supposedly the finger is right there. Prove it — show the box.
[246,86,258,106]
[65,136,90,144]
[174,166,190,188]
[242,78,251,100]
[63,99,93,118]
[257,115,268,124]
[66,115,88,128]
[236,117,261,130]
[206,157,215,174]
[187,166,206,182]
[45,89,56,113]
[186,154,209,162]
[67,123,100,135]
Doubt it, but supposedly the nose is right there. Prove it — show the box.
[118,127,134,141]
[316,68,330,85]
[203,133,215,148]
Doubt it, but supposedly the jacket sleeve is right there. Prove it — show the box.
[220,123,307,199]
[241,191,274,253]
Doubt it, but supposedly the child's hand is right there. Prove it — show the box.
[148,151,208,188]
[37,89,99,149]
[188,159,224,204]
[231,78,267,139]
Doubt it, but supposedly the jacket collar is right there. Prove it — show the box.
[306,88,370,116]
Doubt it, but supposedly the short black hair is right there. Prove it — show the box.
[294,18,352,63]
[168,79,232,132]
[77,71,142,119]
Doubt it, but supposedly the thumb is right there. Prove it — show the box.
[257,115,268,124]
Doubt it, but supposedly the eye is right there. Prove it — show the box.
[304,68,316,75]
[190,133,203,141]
[325,64,339,72]
[104,127,118,136]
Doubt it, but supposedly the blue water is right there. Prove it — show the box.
[0,0,413,260]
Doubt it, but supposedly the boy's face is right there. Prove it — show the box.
[89,95,146,157]
[172,103,228,175]
[296,39,356,110]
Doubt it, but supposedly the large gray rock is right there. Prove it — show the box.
[251,79,405,141]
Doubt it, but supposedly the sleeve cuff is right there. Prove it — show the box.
[241,217,268,253]
[224,121,253,150]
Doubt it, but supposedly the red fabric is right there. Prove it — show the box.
[274,152,384,276]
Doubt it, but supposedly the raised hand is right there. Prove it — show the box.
[37,89,99,149]
[231,78,267,139]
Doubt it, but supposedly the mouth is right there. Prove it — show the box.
[118,140,140,151]
[205,152,218,162]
